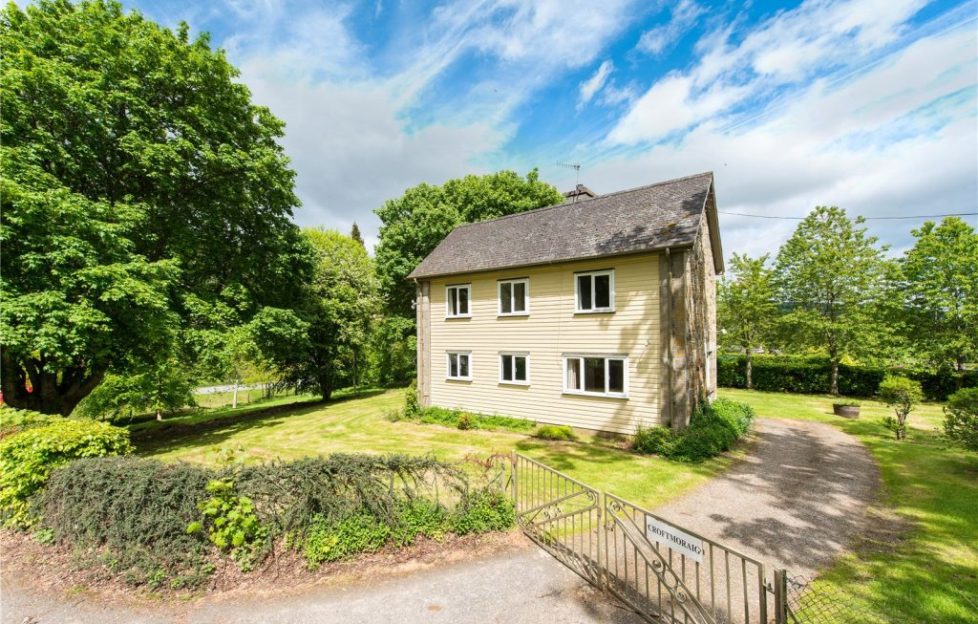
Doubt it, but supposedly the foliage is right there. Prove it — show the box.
[375,170,563,316]
[898,217,978,371]
[1,0,310,413]
[367,315,417,387]
[943,388,978,451]
[302,512,391,568]
[187,479,267,570]
[633,399,754,462]
[75,358,195,421]
[255,229,380,400]
[0,420,132,527]
[0,406,58,438]
[450,488,516,535]
[878,376,923,440]
[403,379,421,418]
[533,424,577,441]
[773,207,888,394]
[37,457,214,588]
[716,354,976,400]
[717,253,777,388]
[408,406,535,432]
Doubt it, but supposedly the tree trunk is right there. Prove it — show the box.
[830,359,839,396]
[232,380,239,409]
[745,350,753,390]
[0,353,105,415]
[322,387,332,402]
[156,409,163,422]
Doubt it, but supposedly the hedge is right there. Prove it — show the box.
[717,355,978,400]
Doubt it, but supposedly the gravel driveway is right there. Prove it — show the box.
[1,417,878,624]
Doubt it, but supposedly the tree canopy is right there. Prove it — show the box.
[1,0,310,412]
[773,206,887,394]
[718,253,776,388]
[899,217,978,371]
[375,170,563,316]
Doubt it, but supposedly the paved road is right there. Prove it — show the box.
[1,417,878,624]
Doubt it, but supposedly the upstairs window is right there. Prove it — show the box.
[446,284,471,318]
[564,355,627,397]
[447,351,472,380]
[498,278,529,316]
[499,353,529,384]
[575,270,614,313]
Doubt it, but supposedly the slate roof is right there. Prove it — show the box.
[408,171,718,280]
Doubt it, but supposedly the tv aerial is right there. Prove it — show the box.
[556,161,582,186]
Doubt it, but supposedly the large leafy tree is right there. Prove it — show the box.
[375,170,563,316]
[1,1,309,412]
[256,230,380,400]
[774,206,887,395]
[899,217,978,371]
[718,253,777,389]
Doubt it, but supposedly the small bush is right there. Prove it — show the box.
[188,479,267,571]
[404,379,420,418]
[451,488,516,535]
[633,399,754,462]
[456,412,475,430]
[303,512,391,568]
[413,406,534,433]
[390,499,449,546]
[878,376,922,440]
[944,388,978,451]
[632,426,673,454]
[534,424,577,441]
[0,406,58,439]
[1,420,133,528]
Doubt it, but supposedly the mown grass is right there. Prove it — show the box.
[137,388,736,509]
[719,388,978,624]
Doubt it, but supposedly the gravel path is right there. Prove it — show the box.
[1,417,878,624]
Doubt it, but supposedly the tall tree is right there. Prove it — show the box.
[774,206,887,395]
[899,217,978,371]
[375,170,563,317]
[255,230,380,400]
[1,1,310,412]
[351,222,365,248]
[718,253,777,389]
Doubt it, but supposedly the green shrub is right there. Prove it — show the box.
[534,424,577,441]
[37,457,214,587]
[0,420,133,528]
[390,499,449,546]
[188,478,267,571]
[878,376,923,440]
[404,379,420,418]
[413,406,534,432]
[0,406,58,438]
[632,426,673,454]
[456,412,475,430]
[944,388,978,451]
[451,488,516,535]
[303,512,391,568]
[632,399,754,462]
[717,354,977,400]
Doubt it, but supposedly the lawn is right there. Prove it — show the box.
[136,388,736,510]
[720,388,978,624]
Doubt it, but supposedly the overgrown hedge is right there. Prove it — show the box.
[633,398,754,462]
[35,453,515,589]
[717,355,978,400]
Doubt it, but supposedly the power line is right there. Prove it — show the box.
[718,211,978,221]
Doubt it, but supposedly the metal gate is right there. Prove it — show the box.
[511,453,787,624]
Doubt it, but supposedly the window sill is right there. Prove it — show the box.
[497,312,530,318]
[445,315,472,320]
[562,390,628,400]
[499,381,530,387]
[574,309,615,315]
[445,377,473,382]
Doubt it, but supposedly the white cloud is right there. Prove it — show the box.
[578,61,614,109]
[635,0,704,56]
[587,22,977,260]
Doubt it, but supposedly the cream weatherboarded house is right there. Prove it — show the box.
[408,172,723,435]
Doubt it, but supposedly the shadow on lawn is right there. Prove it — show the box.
[133,389,387,454]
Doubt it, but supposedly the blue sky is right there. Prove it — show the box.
[121,0,976,256]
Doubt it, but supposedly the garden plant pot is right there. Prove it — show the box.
[833,403,860,418]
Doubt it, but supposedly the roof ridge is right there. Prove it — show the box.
[450,171,714,231]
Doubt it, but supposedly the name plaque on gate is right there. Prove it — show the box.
[645,516,705,563]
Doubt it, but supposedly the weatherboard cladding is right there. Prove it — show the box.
[407,172,714,280]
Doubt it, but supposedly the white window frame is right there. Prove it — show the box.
[446,351,473,381]
[445,284,472,318]
[497,278,530,317]
[574,270,615,313]
[498,352,530,385]
[562,353,628,398]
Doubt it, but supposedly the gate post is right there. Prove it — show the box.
[773,569,789,624]
[510,452,517,510]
